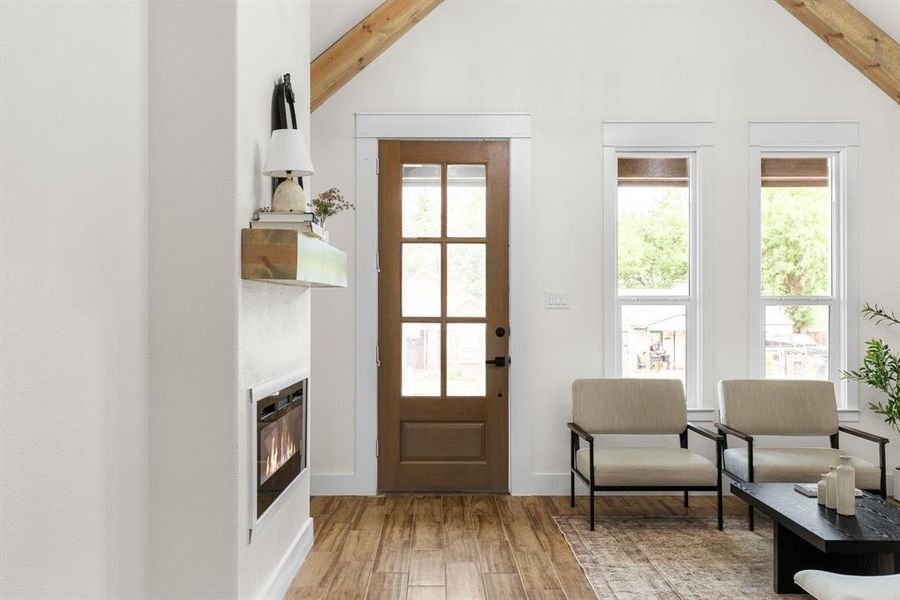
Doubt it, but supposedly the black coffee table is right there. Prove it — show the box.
[731,482,900,594]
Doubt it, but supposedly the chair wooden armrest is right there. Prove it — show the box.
[687,422,723,442]
[838,425,890,445]
[567,422,594,442]
[715,423,754,442]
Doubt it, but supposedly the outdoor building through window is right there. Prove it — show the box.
[756,156,837,382]
[613,156,697,397]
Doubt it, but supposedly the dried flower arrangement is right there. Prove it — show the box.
[311,187,354,226]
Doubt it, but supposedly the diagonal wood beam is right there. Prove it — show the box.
[776,0,900,104]
[311,0,444,112]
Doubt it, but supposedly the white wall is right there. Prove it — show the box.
[150,1,315,598]
[1,1,314,597]
[0,1,149,598]
[149,1,240,597]
[309,0,900,494]
[235,2,313,598]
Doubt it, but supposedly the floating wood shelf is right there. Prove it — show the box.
[242,228,347,287]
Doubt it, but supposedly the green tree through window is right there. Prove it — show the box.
[761,186,830,332]
[617,189,689,291]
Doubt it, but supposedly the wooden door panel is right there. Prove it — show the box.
[400,422,486,461]
[378,140,509,492]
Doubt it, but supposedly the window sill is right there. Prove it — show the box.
[838,408,860,423]
[687,408,716,423]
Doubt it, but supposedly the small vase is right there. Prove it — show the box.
[894,467,900,502]
[816,475,828,505]
[836,455,856,516]
[825,466,838,509]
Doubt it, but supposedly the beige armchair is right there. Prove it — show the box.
[568,378,723,531]
[717,379,889,530]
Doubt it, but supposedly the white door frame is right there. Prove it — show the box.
[323,112,534,495]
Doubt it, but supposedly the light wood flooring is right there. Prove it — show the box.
[285,494,746,599]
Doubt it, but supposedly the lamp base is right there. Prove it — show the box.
[271,178,307,212]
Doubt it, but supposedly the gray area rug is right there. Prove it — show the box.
[553,515,808,599]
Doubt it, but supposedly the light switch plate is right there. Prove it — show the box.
[544,291,570,309]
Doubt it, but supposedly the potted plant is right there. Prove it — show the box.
[842,303,900,499]
[311,187,354,228]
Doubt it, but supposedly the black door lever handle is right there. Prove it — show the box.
[486,356,509,367]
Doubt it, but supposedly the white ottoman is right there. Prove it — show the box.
[794,570,900,600]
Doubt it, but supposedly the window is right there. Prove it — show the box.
[749,122,857,408]
[758,156,834,381]
[604,146,705,407]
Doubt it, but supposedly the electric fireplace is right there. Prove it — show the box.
[255,377,307,519]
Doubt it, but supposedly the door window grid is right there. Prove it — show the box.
[400,162,489,398]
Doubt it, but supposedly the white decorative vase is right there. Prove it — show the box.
[894,467,900,502]
[825,466,838,509]
[836,455,856,516]
[816,475,828,505]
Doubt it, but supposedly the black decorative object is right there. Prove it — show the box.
[270,73,301,197]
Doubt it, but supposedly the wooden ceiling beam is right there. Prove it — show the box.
[311,0,444,112]
[776,0,900,104]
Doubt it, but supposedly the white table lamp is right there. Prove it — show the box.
[263,129,315,212]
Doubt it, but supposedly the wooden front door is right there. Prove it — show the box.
[378,140,510,492]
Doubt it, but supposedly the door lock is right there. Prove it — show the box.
[486,356,510,367]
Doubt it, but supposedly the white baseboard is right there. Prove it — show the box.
[311,472,374,496]
[260,517,314,600]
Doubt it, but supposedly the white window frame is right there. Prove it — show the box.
[748,122,859,411]
[602,122,714,414]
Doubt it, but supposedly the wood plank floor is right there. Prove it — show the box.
[286,494,747,599]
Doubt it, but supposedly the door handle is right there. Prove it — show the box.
[486,356,509,367]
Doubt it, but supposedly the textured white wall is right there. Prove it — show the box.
[0,1,149,597]
[309,0,900,492]
[150,1,314,597]
[235,2,313,598]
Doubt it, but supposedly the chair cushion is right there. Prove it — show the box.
[575,447,718,487]
[572,378,686,434]
[794,570,900,600]
[718,379,838,435]
[723,447,881,489]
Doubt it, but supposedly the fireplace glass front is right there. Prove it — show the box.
[257,378,307,518]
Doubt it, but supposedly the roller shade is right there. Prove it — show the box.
[617,158,688,187]
[761,157,828,188]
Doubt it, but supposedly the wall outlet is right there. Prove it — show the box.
[544,291,570,309]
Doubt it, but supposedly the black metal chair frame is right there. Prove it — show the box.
[568,422,724,531]
[716,423,890,531]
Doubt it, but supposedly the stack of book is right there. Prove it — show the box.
[250,210,327,240]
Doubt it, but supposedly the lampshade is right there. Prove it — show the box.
[262,129,315,178]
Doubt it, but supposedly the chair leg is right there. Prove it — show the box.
[589,486,595,531]
[747,504,754,531]
[683,491,689,507]
[570,472,575,507]
[717,485,723,531]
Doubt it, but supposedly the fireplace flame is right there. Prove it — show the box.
[262,426,297,483]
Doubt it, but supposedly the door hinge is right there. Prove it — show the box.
[376,345,382,367]
[376,157,380,175]
[376,251,381,273]
[376,439,380,457]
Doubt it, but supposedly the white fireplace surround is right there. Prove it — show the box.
[248,370,310,540]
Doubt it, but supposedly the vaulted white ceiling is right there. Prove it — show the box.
[852,0,900,40]
[312,0,380,58]
[311,0,900,59]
